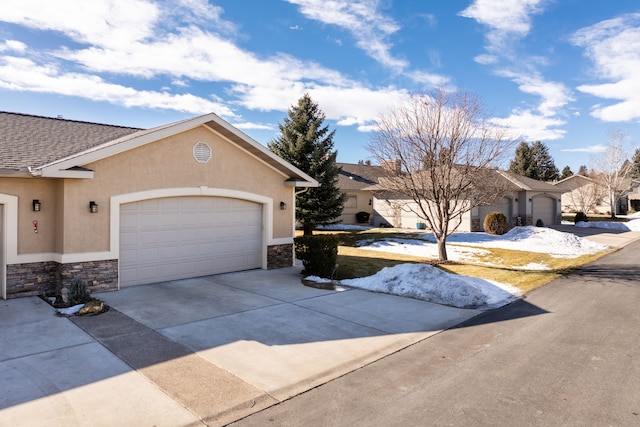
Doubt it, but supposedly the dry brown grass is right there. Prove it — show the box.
[300,228,612,294]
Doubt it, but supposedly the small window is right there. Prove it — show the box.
[193,142,212,163]
[344,195,357,209]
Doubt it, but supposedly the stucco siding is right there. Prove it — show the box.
[58,125,294,253]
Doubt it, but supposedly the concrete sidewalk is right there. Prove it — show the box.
[0,266,479,426]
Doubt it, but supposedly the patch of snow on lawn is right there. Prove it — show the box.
[358,226,608,262]
[342,264,521,310]
[455,226,609,258]
[576,220,640,232]
[359,238,490,262]
[316,224,373,231]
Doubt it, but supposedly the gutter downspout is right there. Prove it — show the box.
[27,166,42,177]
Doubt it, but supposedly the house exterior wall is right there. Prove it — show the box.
[0,178,59,255]
[339,190,373,224]
[1,125,297,299]
[62,126,293,253]
[372,197,471,231]
[374,190,562,233]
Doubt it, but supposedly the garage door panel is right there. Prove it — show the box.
[120,196,263,287]
[532,197,554,226]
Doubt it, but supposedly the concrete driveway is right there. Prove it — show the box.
[0,265,479,426]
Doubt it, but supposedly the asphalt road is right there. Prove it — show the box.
[231,240,640,427]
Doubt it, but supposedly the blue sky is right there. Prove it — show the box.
[1,0,639,172]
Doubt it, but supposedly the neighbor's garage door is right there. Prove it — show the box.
[120,197,262,287]
[532,196,554,227]
[479,197,512,231]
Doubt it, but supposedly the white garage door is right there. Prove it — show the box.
[120,196,262,287]
[532,196,555,227]
[479,197,512,231]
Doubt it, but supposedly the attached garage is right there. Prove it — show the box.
[532,196,555,227]
[119,196,263,287]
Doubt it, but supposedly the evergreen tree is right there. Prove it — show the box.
[578,164,589,176]
[269,94,345,236]
[560,165,573,180]
[508,141,534,177]
[631,148,640,181]
[530,141,559,181]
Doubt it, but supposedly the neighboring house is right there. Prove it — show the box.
[0,111,317,299]
[554,174,605,214]
[367,169,563,232]
[336,162,384,225]
[628,181,640,212]
[554,174,632,215]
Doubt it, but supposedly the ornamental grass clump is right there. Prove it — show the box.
[67,279,92,306]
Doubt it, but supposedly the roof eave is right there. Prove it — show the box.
[35,112,316,184]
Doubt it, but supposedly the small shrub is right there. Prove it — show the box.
[483,212,509,235]
[67,279,91,306]
[294,235,339,278]
[535,219,544,227]
[574,212,588,223]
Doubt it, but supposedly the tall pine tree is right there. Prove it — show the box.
[269,94,345,236]
[560,165,573,180]
[509,141,535,177]
[509,141,559,181]
[530,141,559,181]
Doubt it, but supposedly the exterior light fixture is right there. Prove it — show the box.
[280,201,287,210]
[32,199,41,212]
[89,201,98,213]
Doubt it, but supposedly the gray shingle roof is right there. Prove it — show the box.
[337,162,385,191]
[0,111,141,172]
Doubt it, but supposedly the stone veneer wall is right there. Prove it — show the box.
[267,244,294,269]
[6,260,119,299]
[6,261,58,298]
[58,260,119,295]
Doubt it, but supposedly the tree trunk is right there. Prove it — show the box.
[436,236,448,261]
[303,223,314,236]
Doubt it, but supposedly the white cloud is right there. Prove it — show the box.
[459,0,545,45]
[572,13,640,122]
[286,0,408,71]
[561,145,607,153]
[405,70,450,87]
[232,122,275,131]
[0,40,27,53]
[0,0,414,133]
[0,56,235,117]
[0,0,160,49]
[491,109,566,141]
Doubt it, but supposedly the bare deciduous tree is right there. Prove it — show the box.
[591,130,633,218]
[369,88,514,261]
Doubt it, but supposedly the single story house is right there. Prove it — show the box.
[554,174,606,214]
[554,174,634,215]
[336,162,385,225]
[0,111,317,299]
[361,168,563,232]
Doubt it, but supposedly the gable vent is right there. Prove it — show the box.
[193,142,212,163]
